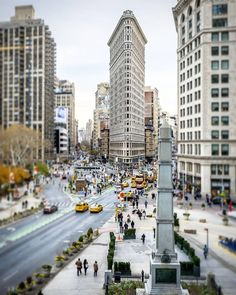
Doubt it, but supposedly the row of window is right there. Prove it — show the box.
[213,18,227,28]
[180,104,201,117]
[212,144,229,156]
[212,130,229,139]
[212,4,228,16]
[180,91,201,105]
[211,74,229,84]
[179,130,201,141]
[211,164,229,176]
[180,117,201,129]
[212,31,229,42]
[211,60,229,70]
[179,36,201,58]
[211,102,229,112]
[211,116,229,126]
[179,144,201,155]
[211,88,229,97]
[211,46,229,56]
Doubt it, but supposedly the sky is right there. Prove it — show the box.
[1,0,178,128]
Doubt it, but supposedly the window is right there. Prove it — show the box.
[211,130,219,139]
[211,46,219,55]
[221,116,229,125]
[212,32,219,41]
[221,74,229,83]
[221,46,229,55]
[221,60,229,69]
[211,102,219,111]
[221,144,229,156]
[211,116,219,125]
[211,75,219,83]
[197,11,200,22]
[224,165,229,175]
[221,102,229,111]
[221,130,229,139]
[211,88,219,97]
[212,4,228,15]
[211,61,219,70]
[221,31,229,41]
[212,144,219,155]
[221,88,229,97]
[213,18,228,28]
[211,165,217,175]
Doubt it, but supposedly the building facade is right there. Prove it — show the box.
[144,86,160,160]
[173,0,236,199]
[54,79,76,152]
[0,5,56,160]
[54,126,68,154]
[101,128,110,161]
[92,82,109,149]
[85,119,92,143]
[108,10,147,165]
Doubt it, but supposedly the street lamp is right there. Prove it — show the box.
[204,228,209,248]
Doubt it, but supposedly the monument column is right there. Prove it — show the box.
[145,121,183,295]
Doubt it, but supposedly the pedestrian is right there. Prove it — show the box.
[203,244,208,259]
[136,200,139,209]
[119,220,123,233]
[25,200,28,208]
[124,222,128,230]
[144,200,148,209]
[131,220,135,229]
[93,261,98,276]
[83,259,89,275]
[153,227,155,239]
[22,201,25,209]
[132,200,135,209]
[141,233,145,244]
[143,210,146,219]
[75,258,82,276]
[138,211,142,220]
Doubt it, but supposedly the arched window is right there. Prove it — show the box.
[181,13,185,23]
[188,6,192,16]
[196,0,200,8]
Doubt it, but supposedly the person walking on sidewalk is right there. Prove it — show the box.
[144,200,148,209]
[93,261,98,276]
[75,258,82,276]
[83,259,89,275]
[141,233,145,244]
[131,220,135,229]
[203,244,208,259]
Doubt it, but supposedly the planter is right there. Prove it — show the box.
[174,225,180,232]
[183,214,190,220]
[55,260,64,267]
[223,218,229,226]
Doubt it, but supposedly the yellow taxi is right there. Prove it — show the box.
[131,181,136,188]
[124,191,133,201]
[122,181,129,188]
[75,202,89,212]
[89,204,103,213]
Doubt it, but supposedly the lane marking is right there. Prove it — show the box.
[3,270,18,281]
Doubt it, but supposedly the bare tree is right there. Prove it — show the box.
[0,124,50,166]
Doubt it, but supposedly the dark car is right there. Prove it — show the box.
[43,205,58,214]
[211,196,230,205]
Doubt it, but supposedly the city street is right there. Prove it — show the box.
[0,181,117,294]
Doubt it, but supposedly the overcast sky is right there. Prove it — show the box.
[1,0,178,128]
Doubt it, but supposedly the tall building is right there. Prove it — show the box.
[54,79,76,152]
[85,119,92,143]
[144,86,161,160]
[92,82,109,149]
[108,10,147,165]
[0,5,56,160]
[173,0,236,199]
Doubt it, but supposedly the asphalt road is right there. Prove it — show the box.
[0,185,117,294]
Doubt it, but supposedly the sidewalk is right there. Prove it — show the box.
[0,182,42,221]
[43,190,236,295]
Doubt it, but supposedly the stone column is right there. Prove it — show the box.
[145,121,184,295]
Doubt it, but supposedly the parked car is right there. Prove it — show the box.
[75,202,89,212]
[43,205,58,214]
[89,204,103,213]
